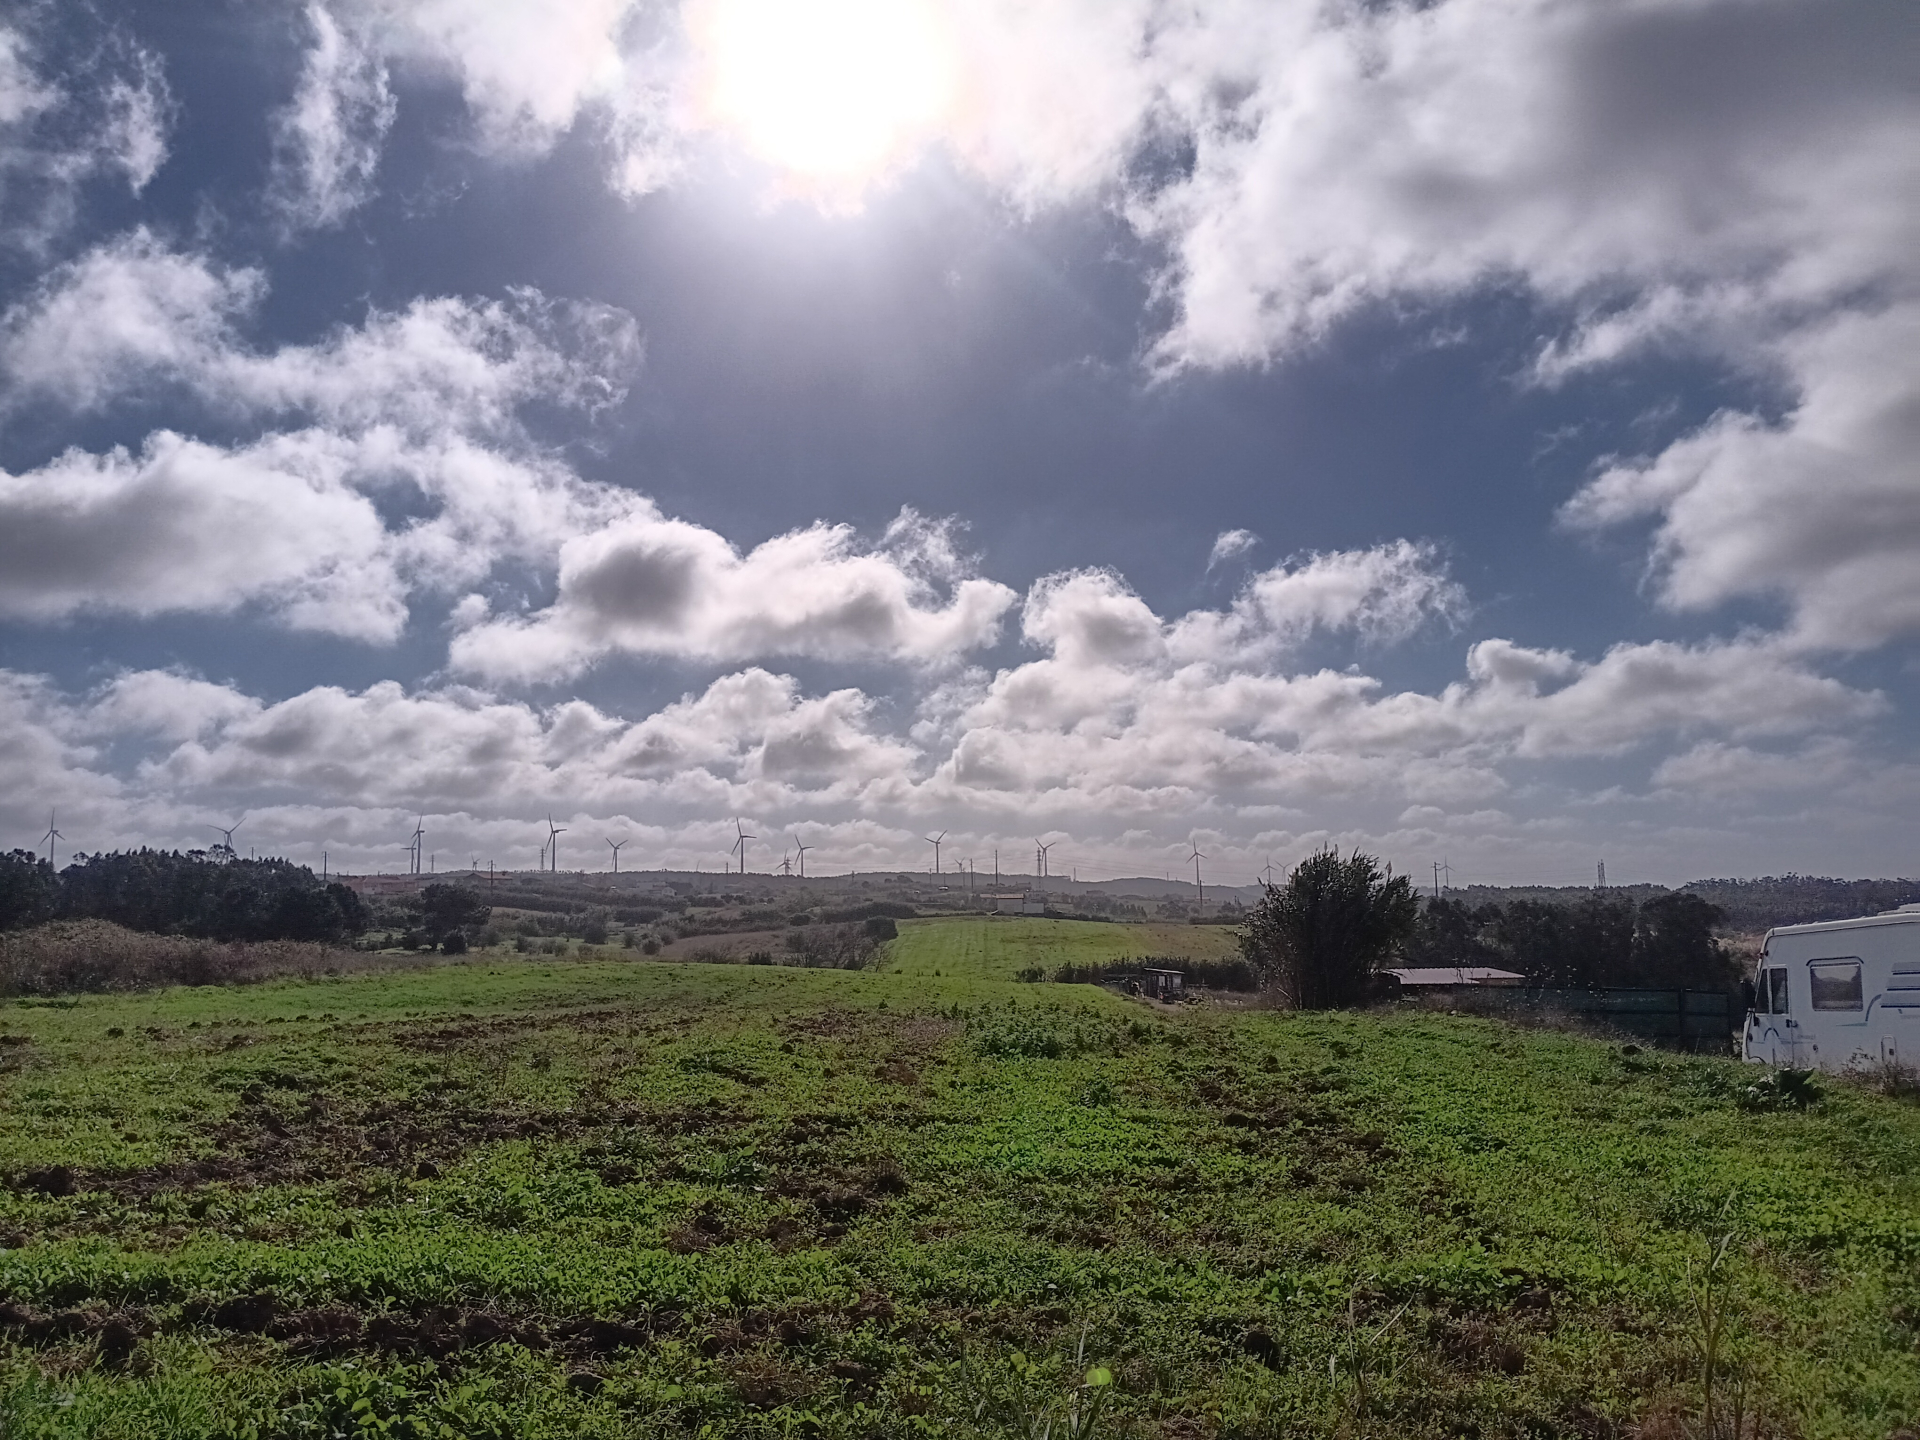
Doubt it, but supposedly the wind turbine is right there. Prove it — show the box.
[407,816,424,875]
[607,837,627,874]
[925,830,945,877]
[1261,855,1276,888]
[41,809,62,868]
[211,816,246,864]
[792,840,812,878]
[546,814,566,873]
[1188,842,1206,916]
[1034,838,1055,890]
[779,850,794,877]
[731,818,755,875]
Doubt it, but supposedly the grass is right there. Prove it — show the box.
[884,917,1242,982]
[0,922,1915,1437]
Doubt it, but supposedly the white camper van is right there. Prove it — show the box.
[1744,906,1920,1071]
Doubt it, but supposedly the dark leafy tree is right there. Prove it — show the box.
[53,850,369,943]
[1401,897,1504,968]
[1493,896,1637,988]
[418,884,491,947]
[1239,848,1419,1009]
[1628,892,1732,989]
[0,851,57,931]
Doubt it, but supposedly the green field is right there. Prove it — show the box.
[884,917,1242,981]
[0,922,1917,1438]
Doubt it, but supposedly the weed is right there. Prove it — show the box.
[1328,1294,1411,1436]
[962,1329,1115,1440]
[1736,1067,1820,1111]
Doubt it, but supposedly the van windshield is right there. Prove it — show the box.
[1766,968,1789,1014]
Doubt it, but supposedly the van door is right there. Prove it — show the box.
[1747,964,1795,1065]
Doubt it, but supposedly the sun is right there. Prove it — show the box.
[691,0,958,197]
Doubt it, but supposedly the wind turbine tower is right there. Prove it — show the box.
[546,814,566,873]
[607,837,627,874]
[793,840,812,878]
[731,819,755,875]
[1189,843,1206,916]
[211,817,246,864]
[41,810,62,868]
[1034,839,1055,891]
[925,830,945,878]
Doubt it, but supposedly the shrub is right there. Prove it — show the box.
[784,921,884,970]
[0,921,345,995]
[863,915,899,941]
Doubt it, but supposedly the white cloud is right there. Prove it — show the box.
[0,431,395,634]
[450,506,1017,679]
[1563,302,1920,651]
[270,3,397,232]
[0,231,639,430]
[1206,528,1258,570]
[0,233,647,638]
[0,20,171,250]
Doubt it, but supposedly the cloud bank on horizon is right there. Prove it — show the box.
[0,0,1914,886]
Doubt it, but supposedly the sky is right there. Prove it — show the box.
[0,0,1915,887]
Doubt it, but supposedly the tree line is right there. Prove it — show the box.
[0,849,375,944]
[1239,849,1735,1009]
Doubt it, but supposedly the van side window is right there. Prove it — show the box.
[1766,968,1789,1014]
[1808,958,1863,1012]
[1891,965,1920,1008]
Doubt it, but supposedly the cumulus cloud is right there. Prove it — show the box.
[0,232,647,638]
[3,605,1888,878]
[1563,302,1920,651]
[451,507,1017,679]
[269,3,397,232]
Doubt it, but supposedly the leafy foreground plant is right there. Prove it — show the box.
[1737,1067,1821,1111]
[1687,1216,1756,1440]
[962,1330,1115,1440]
[216,1362,516,1440]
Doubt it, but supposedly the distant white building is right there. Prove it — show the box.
[1385,966,1526,988]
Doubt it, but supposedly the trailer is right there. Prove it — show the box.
[1744,906,1920,1071]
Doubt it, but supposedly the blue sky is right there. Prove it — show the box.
[0,0,1914,885]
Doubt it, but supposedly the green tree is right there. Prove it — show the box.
[1240,848,1419,1009]
[0,850,56,931]
[418,884,491,948]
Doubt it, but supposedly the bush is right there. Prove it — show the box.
[863,915,899,941]
[0,921,346,995]
[1241,848,1418,1009]
[784,921,884,970]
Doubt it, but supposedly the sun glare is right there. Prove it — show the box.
[693,0,957,197]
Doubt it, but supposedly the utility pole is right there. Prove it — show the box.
[1597,860,1606,889]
